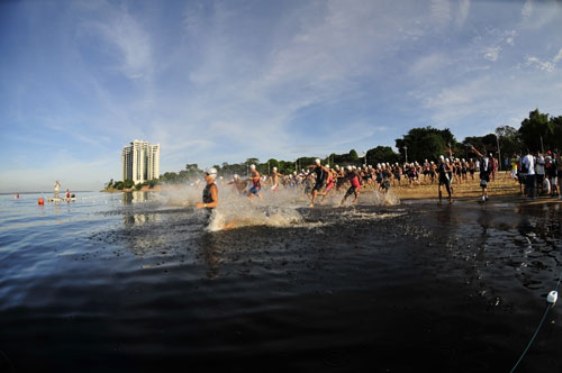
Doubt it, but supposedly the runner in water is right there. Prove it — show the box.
[340,165,361,205]
[247,164,262,199]
[269,167,284,191]
[437,155,453,203]
[195,167,218,210]
[307,158,329,207]
[227,174,247,195]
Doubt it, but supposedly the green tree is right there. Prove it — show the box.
[495,125,522,158]
[550,115,562,151]
[396,126,456,162]
[519,109,554,152]
[366,146,399,165]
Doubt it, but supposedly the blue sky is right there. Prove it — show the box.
[1,0,561,192]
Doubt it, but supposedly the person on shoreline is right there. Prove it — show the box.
[437,155,453,203]
[521,149,536,199]
[544,150,556,197]
[554,151,562,200]
[195,167,219,210]
[470,146,492,202]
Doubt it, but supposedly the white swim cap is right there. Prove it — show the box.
[315,158,321,165]
[439,155,445,162]
[206,167,218,178]
[273,167,277,172]
[347,165,353,171]
[250,164,256,170]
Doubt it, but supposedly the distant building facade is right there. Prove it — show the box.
[122,140,160,184]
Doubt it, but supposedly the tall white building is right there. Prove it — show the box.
[122,140,160,184]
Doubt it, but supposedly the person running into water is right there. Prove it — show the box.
[318,165,337,202]
[246,164,262,199]
[228,174,247,195]
[307,158,329,207]
[437,155,453,203]
[269,167,284,191]
[195,167,219,210]
[340,165,361,206]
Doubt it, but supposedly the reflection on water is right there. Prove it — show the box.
[122,191,152,204]
[1,193,561,373]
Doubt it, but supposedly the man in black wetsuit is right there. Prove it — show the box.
[196,167,219,210]
[307,158,330,207]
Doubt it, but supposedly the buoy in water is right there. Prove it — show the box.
[38,197,45,205]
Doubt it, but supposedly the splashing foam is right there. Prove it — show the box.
[157,181,401,231]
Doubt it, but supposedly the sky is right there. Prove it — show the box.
[1,0,561,192]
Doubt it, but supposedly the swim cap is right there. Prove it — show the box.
[273,167,277,172]
[315,158,321,165]
[250,164,256,170]
[206,167,218,178]
[347,165,353,171]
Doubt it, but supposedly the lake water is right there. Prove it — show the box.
[0,190,560,372]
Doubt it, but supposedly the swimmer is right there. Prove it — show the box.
[195,167,219,209]
[437,155,453,203]
[307,158,330,207]
[340,165,361,205]
[269,167,284,191]
[318,165,337,202]
[227,174,247,195]
[246,164,262,199]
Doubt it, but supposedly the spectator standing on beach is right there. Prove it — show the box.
[437,155,453,203]
[544,150,557,197]
[554,151,562,199]
[535,153,546,195]
[521,150,536,199]
[491,154,498,182]
[195,168,218,210]
[470,146,491,202]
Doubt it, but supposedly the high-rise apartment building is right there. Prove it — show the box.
[122,140,160,184]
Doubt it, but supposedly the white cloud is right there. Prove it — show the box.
[554,49,562,63]
[526,56,555,72]
[483,47,501,62]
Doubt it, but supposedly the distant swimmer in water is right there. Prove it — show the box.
[247,164,262,199]
[340,165,361,206]
[54,180,61,199]
[308,158,330,207]
[195,167,219,210]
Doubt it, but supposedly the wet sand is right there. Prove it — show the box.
[0,195,560,372]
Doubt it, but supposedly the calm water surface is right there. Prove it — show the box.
[0,192,561,372]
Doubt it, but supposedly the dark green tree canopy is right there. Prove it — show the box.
[395,126,456,162]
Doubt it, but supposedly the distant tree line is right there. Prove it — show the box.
[107,108,561,188]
